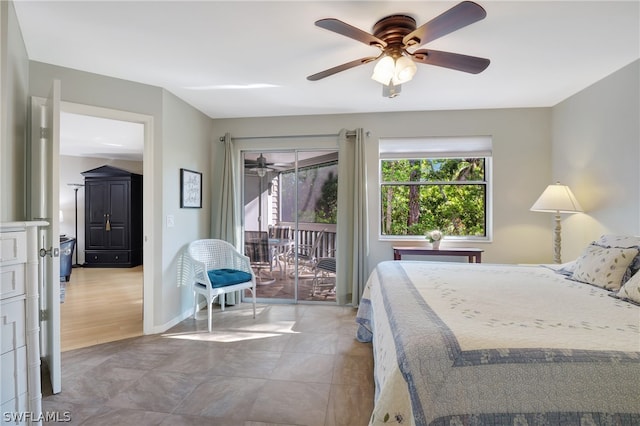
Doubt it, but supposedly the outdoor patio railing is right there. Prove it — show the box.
[276,222,336,259]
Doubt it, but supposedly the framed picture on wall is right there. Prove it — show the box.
[180,168,202,208]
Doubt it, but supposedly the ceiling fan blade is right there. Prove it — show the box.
[315,18,386,48]
[307,56,379,81]
[403,1,487,47]
[413,49,490,74]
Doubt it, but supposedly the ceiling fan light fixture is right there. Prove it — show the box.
[371,53,417,87]
[255,153,268,177]
[371,55,395,85]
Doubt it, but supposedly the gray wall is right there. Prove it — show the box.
[28,62,213,332]
[211,61,639,272]
[211,107,553,270]
[0,1,29,221]
[160,89,213,324]
[551,60,640,260]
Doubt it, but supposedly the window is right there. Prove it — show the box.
[280,157,338,224]
[379,137,492,240]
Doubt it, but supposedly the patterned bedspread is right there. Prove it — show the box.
[356,261,640,426]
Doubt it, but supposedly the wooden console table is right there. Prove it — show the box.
[393,246,483,263]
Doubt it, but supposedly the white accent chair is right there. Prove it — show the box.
[186,239,256,332]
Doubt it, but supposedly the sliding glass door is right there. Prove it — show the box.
[242,149,338,303]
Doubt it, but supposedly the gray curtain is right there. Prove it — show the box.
[212,132,239,304]
[212,133,237,244]
[336,128,369,306]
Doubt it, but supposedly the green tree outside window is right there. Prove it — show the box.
[380,158,486,237]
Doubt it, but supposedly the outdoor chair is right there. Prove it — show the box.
[269,225,293,275]
[290,229,327,278]
[312,257,336,297]
[186,239,256,332]
[244,231,276,285]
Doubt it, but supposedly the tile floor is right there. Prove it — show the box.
[42,304,374,425]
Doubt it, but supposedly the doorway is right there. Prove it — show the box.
[242,149,338,303]
[58,105,151,349]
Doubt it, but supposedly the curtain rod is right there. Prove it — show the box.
[219,131,356,142]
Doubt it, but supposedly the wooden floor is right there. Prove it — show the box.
[61,266,143,352]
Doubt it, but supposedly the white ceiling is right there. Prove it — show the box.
[13,1,640,159]
[60,112,144,161]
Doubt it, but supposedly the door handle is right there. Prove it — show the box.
[105,213,111,231]
[40,247,60,258]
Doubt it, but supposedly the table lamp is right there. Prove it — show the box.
[530,182,583,263]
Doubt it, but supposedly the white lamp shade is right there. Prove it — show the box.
[530,182,583,213]
[371,56,395,85]
[393,55,417,84]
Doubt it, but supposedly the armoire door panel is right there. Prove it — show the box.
[107,227,127,249]
[108,181,129,225]
[87,227,105,249]
[87,183,107,224]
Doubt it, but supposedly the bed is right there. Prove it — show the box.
[356,242,640,425]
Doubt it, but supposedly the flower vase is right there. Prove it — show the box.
[432,240,441,250]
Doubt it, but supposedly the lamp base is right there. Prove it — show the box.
[553,213,562,264]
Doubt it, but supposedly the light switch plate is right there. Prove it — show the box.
[166,215,175,228]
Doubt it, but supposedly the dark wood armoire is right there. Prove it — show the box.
[81,165,143,267]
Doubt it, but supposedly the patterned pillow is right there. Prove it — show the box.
[593,234,640,248]
[592,235,640,284]
[616,271,640,304]
[571,245,638,291]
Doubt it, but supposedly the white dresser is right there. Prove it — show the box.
[1,222,45,425]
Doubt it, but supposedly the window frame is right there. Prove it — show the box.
[378,137,493,243]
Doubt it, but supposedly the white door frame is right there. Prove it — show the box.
[60,101,155,334]
[30,83,63,393]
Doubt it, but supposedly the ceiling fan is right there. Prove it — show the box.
[244,153,291,176]
[307,1,490,97]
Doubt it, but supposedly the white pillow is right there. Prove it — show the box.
[572,245,638,291]
[593,234,640,248]
[617,271,640,304]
